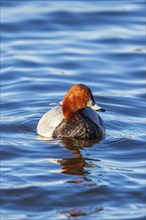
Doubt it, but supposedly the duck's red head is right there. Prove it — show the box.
[62,84,97,121]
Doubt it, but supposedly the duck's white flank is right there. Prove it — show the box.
[37,106,63,138]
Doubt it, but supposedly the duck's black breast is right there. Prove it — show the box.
[53,113,103,140]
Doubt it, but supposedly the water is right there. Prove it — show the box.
[1,0,145,219]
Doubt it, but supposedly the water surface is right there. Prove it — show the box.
[1,0,145,219]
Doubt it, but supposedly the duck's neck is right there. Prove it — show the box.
[65,109,84,122]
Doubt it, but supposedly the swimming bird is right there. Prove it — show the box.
[37,84,105,140]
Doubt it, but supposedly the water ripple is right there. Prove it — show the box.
[1,0,145,219]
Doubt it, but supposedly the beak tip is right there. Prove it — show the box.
[92,103,106,112]
[96,108,106,112]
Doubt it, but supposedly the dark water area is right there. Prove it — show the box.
[1,0,145,219]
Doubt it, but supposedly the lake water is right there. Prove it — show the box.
[1,0,145,219]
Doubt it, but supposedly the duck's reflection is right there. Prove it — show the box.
[62,137,101,149]
[57,137,101,176]
[38,135,101,178]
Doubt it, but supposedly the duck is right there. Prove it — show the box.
[37,84,105,140]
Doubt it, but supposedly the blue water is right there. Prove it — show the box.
[1,0,145,219]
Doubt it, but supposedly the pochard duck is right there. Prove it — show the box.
[37,84,105,140]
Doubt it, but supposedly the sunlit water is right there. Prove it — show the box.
[1,0,145,219]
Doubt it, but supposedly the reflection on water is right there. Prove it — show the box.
[60,207,104,218]
[62,137,102,148]
[38,136,101,176]
[58,147,89,176]
[60,140,99,176]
